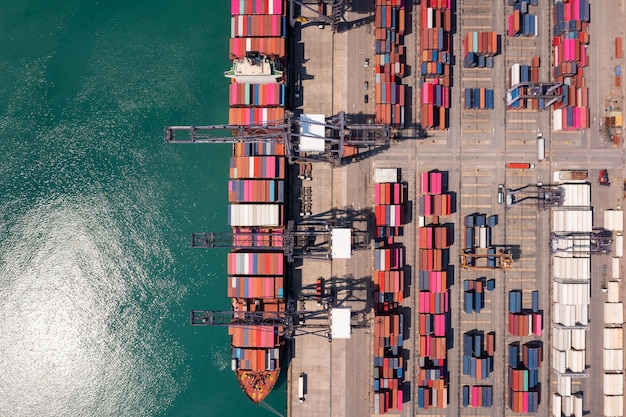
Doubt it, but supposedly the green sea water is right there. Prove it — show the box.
[0,1,286,416]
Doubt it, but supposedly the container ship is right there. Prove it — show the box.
[226,0,288,403]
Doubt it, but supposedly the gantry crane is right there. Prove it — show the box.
[165,111,391,166]
[507,82,564,109]
[550,231,613,255]
[460,249,513,270]
[191,299,368,339]
[191,220,369,263]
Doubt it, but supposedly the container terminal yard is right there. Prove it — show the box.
[165,0,626,416]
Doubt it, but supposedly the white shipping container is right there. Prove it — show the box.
[553,327,571,351]
[558,375,572,396]
[614,257,621,280]
[552,209,593,233]
[605,210,624,232]
[229,204,281,227]
[561,183,591,207]
[553,256,591,280]
[605,302,624,325]
[478,226,488,248]
[566,349,585,372]
[604,349,624,371]
[374,168,399,183]
[573,392,583,417]
[604,374,624,396]
[563,394,572,416]
[511,63,520,87]
[572,328,586,350]
[553,347,567,373]
[553,108,563,131]
[537,137,545,161]
[617,234,624,257]
[605,328,624,349]
[609,281,621,303]
[604,395,624,417]
[552,393,562,417]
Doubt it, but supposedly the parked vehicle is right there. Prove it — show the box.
[599,169,610,186]
[298,373,306,403]
[506,162,534,169]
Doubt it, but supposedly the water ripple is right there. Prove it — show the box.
[0,195,185,417]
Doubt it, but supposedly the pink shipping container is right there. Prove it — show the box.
[227,252,284,275]
[231,15,285,37]
[231,0,283,15]
[229,37,286,59]
[433,314,446,336]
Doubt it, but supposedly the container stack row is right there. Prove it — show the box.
[552,0,591,130]
[464,88,495,110]
[462,385,494,408]
[463,31,498,68]
[463,278,495,314]
[374,182,407,237]
[418,171,452,216]
[228,179,285,203]
[373,313,405,414]
[372,170,409,414]
[550,188,593,414]
[508,290,543,336]
[227,0,288,387]
[228,0,286,125]
[374,0,406,127]
[508,342,542,413]
[416,170,454,409]
[229,83,285,107]
[507,1,538,37]
[419,0,453,130]
[601,265,625,417]
[463,331,495,381]
[229,0,285,59]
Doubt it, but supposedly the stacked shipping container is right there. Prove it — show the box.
[463,278,495,314]
[463,31,499,68]
[552,0,591,129]
[464,88,495,110]
[416,170,455,409]
[462,385,494,408]
[419,0,453,130]
[228,0,286,126]
[508,290,543,336]
[374,182,407,237]
[374,0,406,127]
[418,171,452,216]
[226,1,287,402]
[550,183,593,414]
[508,342,542,413]
[229,0,285,59]
[373,314,405,413]
[507,0,538,37]
[463,331,495,380]
[372,173,407,414]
